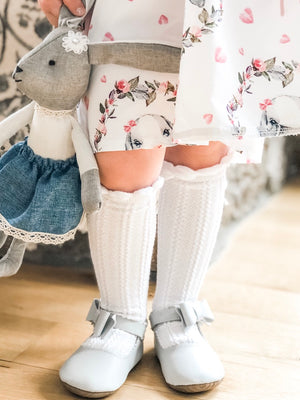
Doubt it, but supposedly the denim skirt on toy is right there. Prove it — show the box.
[0,139,83,244]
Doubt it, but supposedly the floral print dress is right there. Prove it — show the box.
[84,0,300,164]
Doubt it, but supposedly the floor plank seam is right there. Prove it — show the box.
[209,311,300,327]
[206,279,300,294]
[0,359,59,373]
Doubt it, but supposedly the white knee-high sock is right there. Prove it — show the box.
[152,152,232,348]
[85,178,163,355]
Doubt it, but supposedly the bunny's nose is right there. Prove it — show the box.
[12,65,23,81]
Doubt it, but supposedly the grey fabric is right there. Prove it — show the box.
[89,42,181,73]
[150,307,180,329]
[14,27,91,110]
[86,299,147,340]
[80,169,102,214]
[0,238,26,277]
[58,0,96,29]
[115,317,147,340]
[149,300,215,330]
[86,298,101,322]
[0,232,7,248]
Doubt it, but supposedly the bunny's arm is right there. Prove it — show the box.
[0,102,35,147]
[70,116,102,213]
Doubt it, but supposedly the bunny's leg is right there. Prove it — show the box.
[0,232,7,248]
[70,117,101,214]
[0,238,26,278]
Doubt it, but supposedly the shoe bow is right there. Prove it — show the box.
[86,298,147,339]
[149,299,215,330]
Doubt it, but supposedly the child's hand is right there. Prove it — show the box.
[38,0,86,27]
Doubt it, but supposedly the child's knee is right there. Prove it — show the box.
[95,148,166,192]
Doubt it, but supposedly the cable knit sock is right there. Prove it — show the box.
[152,152,233,349]
[85,177,163,356]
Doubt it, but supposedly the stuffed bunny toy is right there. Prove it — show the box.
[0,0,102,277]
[0,0,181,278]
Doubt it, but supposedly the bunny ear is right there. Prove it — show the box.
[58,0,96,29]
[88,42,181,73]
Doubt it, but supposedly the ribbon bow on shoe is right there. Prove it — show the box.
[150,299,214,330]
[149,300,224,393]
[87,298,146,340]
[59,299,147,398]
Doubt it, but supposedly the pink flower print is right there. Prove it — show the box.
[117,79,130,93]
[280,34,290,44]
[128,120,137,127]
[124,125,131,133]
[228,100,235,111]
[158,81,168,94]
[253,59,266,72]
[158,15,168,25]
[259,99,272,110]
[189,25,202,38]
[100,75,107,83]
[203,114,213,124]
[259,103,266,110]
[124,120,137,133]
[215,47,227,63]
[239,8,254,24]
[97,121,107,135]
[264,99,272,106]
[108,98,114,105]
[239,48,244,56]
[236,94,243,107]
[103,32,114,41]
[245,71,252,80]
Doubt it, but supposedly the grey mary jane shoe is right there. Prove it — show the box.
[59,299,147,398]
[149,300,224,393]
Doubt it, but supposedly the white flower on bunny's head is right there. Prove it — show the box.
[62,30,89,54]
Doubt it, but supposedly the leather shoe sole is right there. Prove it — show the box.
[62,381,115,398]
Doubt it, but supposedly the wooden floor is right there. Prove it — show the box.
[0,180,299,400]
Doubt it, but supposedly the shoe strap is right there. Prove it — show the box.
[86,298,147,340]
[149,300,214,330]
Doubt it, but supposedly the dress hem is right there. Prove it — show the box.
[0,213,83,245]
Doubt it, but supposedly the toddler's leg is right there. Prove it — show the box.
[151,142,232,392]
[60,148,165,397]
[88,150,164,328]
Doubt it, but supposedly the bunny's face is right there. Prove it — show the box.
[13,27,91,110]
[125,114,174,150]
